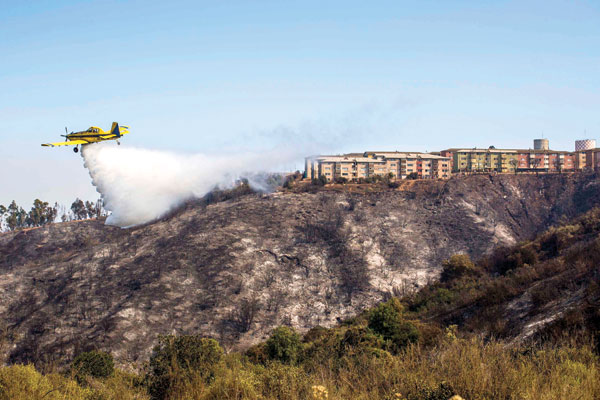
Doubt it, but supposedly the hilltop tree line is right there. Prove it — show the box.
[0,198,107,232]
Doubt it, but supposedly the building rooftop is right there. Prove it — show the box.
[442,148,577,154]
[365,151,450,160]
[313,155,385,163]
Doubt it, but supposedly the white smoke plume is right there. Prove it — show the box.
[82,143,301,228]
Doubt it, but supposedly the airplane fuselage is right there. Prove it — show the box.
[65,126,129,144]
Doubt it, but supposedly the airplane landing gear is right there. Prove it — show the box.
[117,140,121,146]
[73,146,79,153]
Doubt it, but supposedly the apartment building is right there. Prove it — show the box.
[440,146,590,174]
[304,155,387,182]
[364,152,451,179]
[580,148,600,171]
[440,148,520,173]
[515,151,579,172]
[305,152,452,182]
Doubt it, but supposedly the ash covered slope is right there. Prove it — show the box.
[1,174,599,366]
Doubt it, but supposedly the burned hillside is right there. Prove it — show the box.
[1,173,600,367]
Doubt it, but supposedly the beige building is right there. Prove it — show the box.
[305,152,452,182]
[364,152,451,179]
[304,155,387,182]
[441,148,520,173]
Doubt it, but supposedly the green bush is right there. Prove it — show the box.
[338,326,384,356]
[368,298,420,353]
[266,326,302,364]
[245,343,269,365]
[0,364,91,399]
[411,287,459,313]
[147,335,223,399]
[312,175,328,186]
[440,254,477,282]
[70,350,114,384]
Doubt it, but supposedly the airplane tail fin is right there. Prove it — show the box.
[110,122,121,138]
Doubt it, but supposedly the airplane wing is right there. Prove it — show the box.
[41,140,88,147]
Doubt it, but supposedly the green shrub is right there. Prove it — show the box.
[338,326,385,356]
[440,254,477,282]
[147,335,223,399]
[266,326,302,364]
[257,362,311,399]
[311,175,328,186]
[199,368,261,400]
[245,343,269,365]
[70,350,114,384]
[368,298,420,353]
[302,326,330,343]
[0,364,91,399]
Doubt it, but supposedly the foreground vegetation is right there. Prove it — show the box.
[2,208,600,399]
[1,335,598,400]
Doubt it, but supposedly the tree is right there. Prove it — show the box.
[554,156,563,174]
[231,297,260,333]
[532,157,542,175]
[5,200,26,231]
[147,335,224,399]
[0,205,6,231]
[70,350,114,384]
[26,199,57,227]
[368,298,420,353]
[440,254,478,282]
[265,326,302,364]
[85,201,96,219]
[93,198,106,218]
[312,175,328,186]
[509,159,518,175]
[71,198,87,220]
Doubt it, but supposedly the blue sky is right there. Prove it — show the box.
[1,0,599,206]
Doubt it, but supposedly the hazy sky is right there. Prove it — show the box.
[1,0,599,207]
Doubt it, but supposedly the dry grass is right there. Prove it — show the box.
[1,338,598,399]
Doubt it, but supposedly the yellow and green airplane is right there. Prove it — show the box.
[41,122,130,153]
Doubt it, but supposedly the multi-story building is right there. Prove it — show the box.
[304,155,387,182]
[440,148,520,173]
[580,149,600,171]
[305,140,600,183]
[441,141,585,174]
[305,152,451,182]
[364,152,451,179]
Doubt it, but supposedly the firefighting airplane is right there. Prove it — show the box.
[41,122,129,153]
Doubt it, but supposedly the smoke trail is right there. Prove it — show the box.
[82,143,299,227]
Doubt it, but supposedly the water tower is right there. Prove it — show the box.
[575,139,596,151]
[534,139,549,150]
